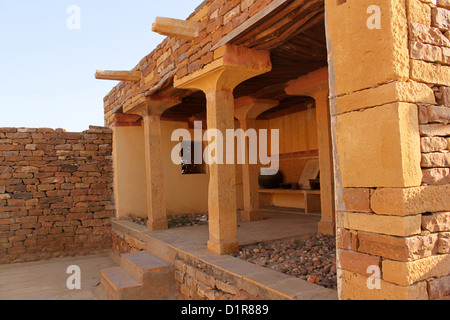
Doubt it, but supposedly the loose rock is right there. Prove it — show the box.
[232,233,337,290]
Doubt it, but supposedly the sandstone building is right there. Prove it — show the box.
[1,0,449,300]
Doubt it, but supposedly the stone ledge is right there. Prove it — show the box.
[334,81,436,115]
[357,231,439,262]
[337,212,422,237]
[371,184,450,216]
[382,254,450,286]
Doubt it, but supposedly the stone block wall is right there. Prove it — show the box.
[410,0,450,299]
[0,127,114,264]
[331,0,450,300]
[174,256,261,300]
[410,5,450,185]
[111,229,147,255]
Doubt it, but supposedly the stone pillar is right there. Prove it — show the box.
[234,97,279,222]
[175,44,272,254]
[111,114,147,220]
[324,0,449,300]
[124,95,181,231]
[285,68,335,236]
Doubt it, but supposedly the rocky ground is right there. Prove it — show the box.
[232,233,337,290]
[128,214,208,229]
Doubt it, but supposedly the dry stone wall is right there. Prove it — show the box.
[0,127,114,264]
[410,0,450,186]
[336,0,450,300]
[410,0,450,276]
[174,256,262,300]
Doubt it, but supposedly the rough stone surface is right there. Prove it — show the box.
[427,105,450,124]
[382,254,450,286]
[420,124,450,136]
[233,234,337,290]
[436,86,450,106]
[438,232,450,253]
[337,249,381,276]
[421,137,448,152]
[410,40,443,63]
[0,127,114,264]
[371,185,450,216]
[408,0,432,25]
[432,7,450,31]
[174,257,259,300]
[409,21,450,47]
[336,188,371,212]
[339,269,428,300]
[357,231,439,261]
[438,0,450,10]
[334,81,436,115]
[422,211,450,232]
[427,275,450,300]
[421,152,450,167]
[338,212,422,237]
[422,168,450,184]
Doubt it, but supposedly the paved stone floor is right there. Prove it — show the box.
[0,252,117,300]
[114,209,337,300]
[0,210,336,300]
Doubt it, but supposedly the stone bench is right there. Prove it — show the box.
[258,189,321,214]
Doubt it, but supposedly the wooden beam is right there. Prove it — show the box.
[285,67,329,96]
[95,70,141,82]
[211,0,290,51]
[152,17,199,40]
[112,113,143,127]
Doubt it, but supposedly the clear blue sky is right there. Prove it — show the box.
[0,0,203,132]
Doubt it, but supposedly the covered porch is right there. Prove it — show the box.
[103,0,334,256]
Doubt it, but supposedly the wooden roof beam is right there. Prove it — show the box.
[152,17,199,40]
[95,70,142,82]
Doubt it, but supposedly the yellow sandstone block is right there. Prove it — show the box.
[382,254,450,286]
[335,81,436,115]
[410,60,450,86]
[407,0,432,25]
[371,184,450,216]
[339,269,428,300]
[326,0,409,95]
[335,102,422,188]
[338,212,422,237]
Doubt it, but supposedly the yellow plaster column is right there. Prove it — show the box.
[124,95,181,231]
[175,44,272,254]
[234,97,279,222]
[111,114,147,220]
[285,68,335,236]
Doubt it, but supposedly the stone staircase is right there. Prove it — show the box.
[100,251,179,300]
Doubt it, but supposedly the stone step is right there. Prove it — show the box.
[120,251,177,300]
[100,267,144,300]
[120,251,171,283]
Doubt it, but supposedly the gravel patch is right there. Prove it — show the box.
[232,233,337,290]
[127,214,208,229]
